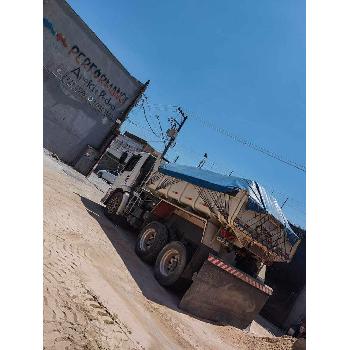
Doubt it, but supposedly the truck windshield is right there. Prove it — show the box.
[123,155,142,172]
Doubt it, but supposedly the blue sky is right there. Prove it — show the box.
[67,0,306,227]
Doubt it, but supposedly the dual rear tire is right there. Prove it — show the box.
[105,195,188,286]
[154,241,187,286]
[135,222,168,263]
[135,222,187,286]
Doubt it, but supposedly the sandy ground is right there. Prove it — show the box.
[43,151,297,350]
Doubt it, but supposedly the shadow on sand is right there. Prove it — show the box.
[77,194,193,316]
[77,193,283,334]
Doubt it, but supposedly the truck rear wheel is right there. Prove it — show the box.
[154,241,187,286]
[135,222,168,263]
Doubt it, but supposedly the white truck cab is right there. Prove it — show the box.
[111,152,151,192]
[102,152,158,215]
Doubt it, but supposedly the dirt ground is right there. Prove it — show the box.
[43,152,297,350]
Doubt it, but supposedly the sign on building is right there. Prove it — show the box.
[43,0,145,166]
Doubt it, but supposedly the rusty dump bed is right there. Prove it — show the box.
[146,164,301,263]
[179,255,273,329]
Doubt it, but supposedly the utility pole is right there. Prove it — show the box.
[161,107,188,159]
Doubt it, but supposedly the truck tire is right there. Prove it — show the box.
[154,241,187,286]
[103,191,124,224]
[135,222,168,263]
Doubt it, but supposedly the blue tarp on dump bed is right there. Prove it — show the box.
[159,163,299,245]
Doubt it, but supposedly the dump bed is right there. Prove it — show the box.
[146,163,300,263]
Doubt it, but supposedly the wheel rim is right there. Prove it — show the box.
[107,194,121,214]
[159,249,180,276]
[139,229,156,251]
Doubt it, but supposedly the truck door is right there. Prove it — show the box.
[111,153,146,191]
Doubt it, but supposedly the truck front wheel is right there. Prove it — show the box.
[104,191,124,223]
[154,241,187,286]
[135,222,168,263]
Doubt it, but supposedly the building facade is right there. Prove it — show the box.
[95,132,160,172]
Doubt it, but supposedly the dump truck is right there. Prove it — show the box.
[101,152,301,328]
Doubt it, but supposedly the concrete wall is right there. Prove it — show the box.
[94,132,161,172]
[43,0,143,164]
[261,235,306,327]
[283,286,306,328]
[108,134,144,161]
[43,68,116,163]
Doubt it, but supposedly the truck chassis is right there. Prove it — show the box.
[103,187,274,328]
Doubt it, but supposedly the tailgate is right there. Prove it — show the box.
[179,255,273,329]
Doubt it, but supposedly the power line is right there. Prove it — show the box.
[171,140,306,212]
[130,113,306,209]
[138,96,163,140]
[124,118,305,222]
[149,103,305,172]
[124,118,163,142]
[125,101,305,217]
[161,107,188,158]
[146,102,179,112]
[155,114,165,140]
[189,111,306,172]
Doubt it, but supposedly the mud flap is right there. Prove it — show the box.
[179,255,273,329]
